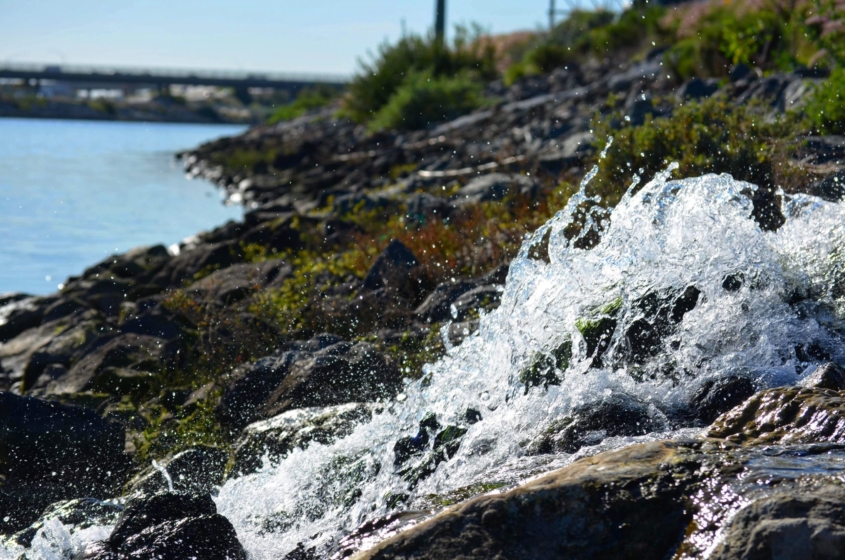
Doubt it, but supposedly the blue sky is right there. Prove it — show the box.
[0,1,554,75]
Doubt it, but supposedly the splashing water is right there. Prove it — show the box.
[212,169,845,558]
[11,168,845,558]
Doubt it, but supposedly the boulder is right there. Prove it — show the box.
[48,334,174,395]
[150,241,244,288]
[706,386,845,446]
[7,497,123,548]
[711,487,845,560]
[0,392,129,532]
[0,296,44,343]
[801,362,845,391]
[453,173,537,205]
[78,492,246,560]
[128,446,229,496]
[186,259,291,306]
[21,320,101,390]
[526,394,663,454]
[357,441,697,560]
[413,279,479,324]
[363,240,430,302]
[688,375,756,424]
[232,403,377,476]
[677,77,719,101]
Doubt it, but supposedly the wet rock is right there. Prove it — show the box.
[413,279,479,324]
[801,362,845,391]
[806,170,845,202]
[711,487,845,560]
[449,285,502,320]
[358,441,697,560]
[706,386,845,446]
[394,413,470,488]
[0,392,129,532]
[78,492,246,560]
[232,403,377,476]
[186,260,291,306]
[128,446,229,495]
[527,393,662,454]
[363,240,430,302]
[257,342,401,422]
[48,334,174,395]
[453,173,537,205]
[520,337,572,392]
[689,375,756,424]
[0,297,44,343]
[7,497,123,548]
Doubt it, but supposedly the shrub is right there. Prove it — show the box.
[805,67,845,133]
[268,85,339,124]
[344,26,497,123]
[368,70,486,131]
[590,97,801,207]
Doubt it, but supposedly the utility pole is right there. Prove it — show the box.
[550,0,556,30]
[435,0,446,42]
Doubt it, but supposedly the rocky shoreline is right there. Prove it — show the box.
[3,44,845,560]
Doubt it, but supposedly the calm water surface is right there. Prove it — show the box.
[0,118,245,295]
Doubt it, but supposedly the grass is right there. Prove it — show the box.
[268,86,339,124]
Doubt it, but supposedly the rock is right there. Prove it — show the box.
[797,136,845,165]
[21,320,101,391]
[80,244,172,283]
[805,170,845,202]
[706,386,845,446]
[128,446,229,496]
[362,240,430,302]
[232,403,377,475]
[239,221,301,252]
[256,342,402,423]
[801,362,845,391]
[538,131,596,173]
[78,492,246,560]
[526,394,663,454]
[120,307,185,340]
[41,297,88,323]
[450,285,502,321]
[0,297,44,343]
[453,173,537,205]
[413,279,479,323]
[711,487,845,560]
[689,375,756,424]
[730,63,755,83]
[0,392,129,532]
[404,193,451,226]
[734,75,793,108]
[150,241,244,288]
[677,77,719,100]
[186,260,291,306]
[7,497,123,548]
[357,441,697,560]
[48,334,174,395]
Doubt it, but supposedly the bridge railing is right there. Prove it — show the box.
[0,62,349,84]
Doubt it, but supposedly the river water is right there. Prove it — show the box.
[0,118,244,295]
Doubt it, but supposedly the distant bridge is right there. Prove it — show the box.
[0,62,349,94]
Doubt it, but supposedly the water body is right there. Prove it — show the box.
[0,118,244,295]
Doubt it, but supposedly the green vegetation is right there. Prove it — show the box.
[805,67,845,134]
[590,97,803,207]
[368,70,486,131]
[268,85,339,124]
[344,25,497,127]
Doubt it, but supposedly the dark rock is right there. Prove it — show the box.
[797,136,845,165]
[239,221,300,252]
[711,488,845,560]
[801,362,845,391]
[706,386,845,446]
[42,297,87,323]
[78,492,246,560]
[805,170,845,202]
[232,403,377,475]
[677,78,720,100]
[413,279,479,323]
[128,446,229,495]
[257,342,401,422]
[359,441,696,560]
[8,497,123,548]
[527,393,662,454]
[0,297,44,343]
[0,392,129,532]
[21,320,101,390]
[730,63,755,83]
[453,173,537,205]
[404,193,452,225]
[735,75,792,107]
[689,375,756,424]
[49,334,174,394]
[0,293,30,307]
[538,131,596,174]
[363,240,430,302]
[450,285,502,321]
[120,307,185,340]
[186,260,291,306]
[150,241,244,288]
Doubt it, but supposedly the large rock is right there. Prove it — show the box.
[150,241,244,288]
[711,487,845,559]
[78,492,246,560]
[232,403,377,476]
[128,446,229,496]
[0,392,129,533]
[363,240,430,303]
[186,259,291,306]
[355,441,697,560]
[48,334,174,395]
[705,386,845,446]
